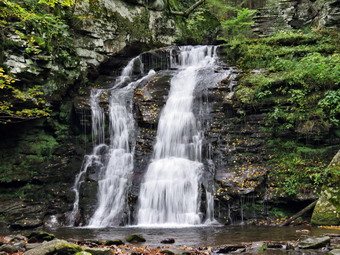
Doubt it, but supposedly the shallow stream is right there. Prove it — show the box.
[2,225,339,248]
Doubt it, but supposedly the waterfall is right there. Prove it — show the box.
[88,70,155,227]
[68,55,154,227]
[137,46,218,226]
[69,46,229,228]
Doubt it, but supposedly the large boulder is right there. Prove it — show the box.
[312,150,340,226]
[24,240,82,255]
[311,187,340,226]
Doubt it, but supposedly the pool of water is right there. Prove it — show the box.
[4,225,338,247]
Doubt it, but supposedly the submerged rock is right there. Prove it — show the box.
[159,250,175,255]
[160,238,175,244]
[126,234,146,243]
[104,240,124,246]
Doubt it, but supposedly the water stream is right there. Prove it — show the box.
[69,46,229,228]
[68,56,154,227]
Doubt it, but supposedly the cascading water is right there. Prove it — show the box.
[88,70,155,227]
[68,56,154,227]
[69,46,229,228]
[67,90,107,226]
[137,46,219,226]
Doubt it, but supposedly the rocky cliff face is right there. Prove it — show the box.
[0,0,179,229]
[252,0,340,37]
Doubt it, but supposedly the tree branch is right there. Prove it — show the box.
[169,0,205,17]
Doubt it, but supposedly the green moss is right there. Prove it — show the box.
[17,134,59,156]
[126,234,146,243]
[53,243,83,255]
[312,187,340,226]
[227,30,339,139]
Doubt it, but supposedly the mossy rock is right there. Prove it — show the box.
[27,232,55,243]
[125,234,146,243]
[24,239,68,255]
[83,247,113,255]
[104,240,124,246]
[75,252,91,255]
[53,243,83,255]
[311,187,340,226]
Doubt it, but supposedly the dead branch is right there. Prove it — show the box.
[280,200,317,227]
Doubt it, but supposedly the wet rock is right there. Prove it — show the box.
[126,234,146,243]
[24,239,69,255]
[247,242,267,253]
[104,240,124,246]
[159,250,174,255]
[26,243,41,250]
[329,249,340,255]
[27,232,55,243]
[213,244,248,253]
[3,235,27,243]
[84,240,103,246]
[52,243,83,255]
[75,252,92,255]
[0,244,20,253]
[160,238,175,244]
[298,236,331,249]
[83,247,113,255]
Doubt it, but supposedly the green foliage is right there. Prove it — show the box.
[318,90,340,127]
[219,8,256,40]
[229,30,339,136]
[183,7,219,44]
[206,0,256,40]
[0,68,50,123]
[178,0,256,43]
[266,138,336,197]
[269,207,290,219]
[38,0,76,7]
[0,0,81,122]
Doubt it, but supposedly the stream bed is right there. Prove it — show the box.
[2,225,339,247]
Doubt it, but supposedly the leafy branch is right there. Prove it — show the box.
[168,0,206,17]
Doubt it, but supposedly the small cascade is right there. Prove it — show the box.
[67,90,107,226]
[90,90,105,145]
[137,46,220,226]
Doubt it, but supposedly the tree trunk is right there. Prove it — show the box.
[280,201,318,227]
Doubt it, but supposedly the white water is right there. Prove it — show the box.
[88,70,155,227]
[137,46,218,226]
[67,89,107,226]
[69,56,154,227]
[69,46,228,228]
